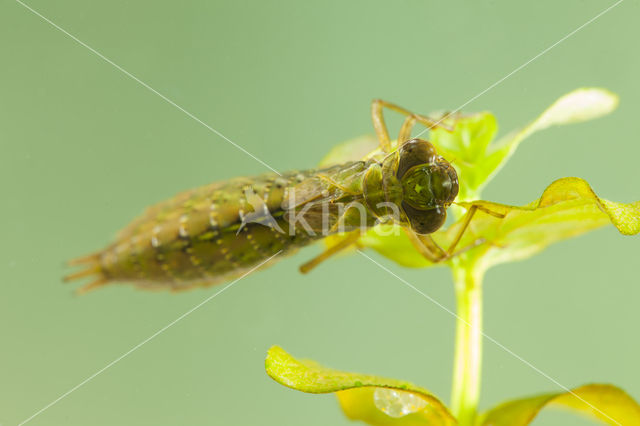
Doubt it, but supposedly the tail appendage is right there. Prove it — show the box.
[64,252,109,294]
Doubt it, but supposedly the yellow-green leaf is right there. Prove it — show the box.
[456,177,640,271]
[265,346,456,426]
[429,112,498,201]
[481,88,618,197]
[479,384,640,426]
[359,225,434,268]
[428,88,617,202]
[524,88,619,134]
[359,177,639,271]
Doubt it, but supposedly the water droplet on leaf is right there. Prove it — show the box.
[373,388,428,417]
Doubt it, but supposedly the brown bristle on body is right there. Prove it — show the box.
[76,277,109,295]
[67,252,101,266]
[63,264,101,282]
[63,253,110,295]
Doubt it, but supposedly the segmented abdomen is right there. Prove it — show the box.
[68,170,323,292]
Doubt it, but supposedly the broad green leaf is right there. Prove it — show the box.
[430,88,617,201]
[481,88,618,197]
[479,384,640,426]
[515,88,619,136]
[360,177,639,271]
[429,112,498,201]
[456,177,640,272]
[359,225,434,268]
[265,346,456,425]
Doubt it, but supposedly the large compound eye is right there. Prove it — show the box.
[397,139,437,179]
[429,165,458,204]
[436,157,459,203]
[402,202,447,235]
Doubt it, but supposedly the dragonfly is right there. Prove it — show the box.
[65,100,501,293]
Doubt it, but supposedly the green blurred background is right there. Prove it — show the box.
[1,1,638,425]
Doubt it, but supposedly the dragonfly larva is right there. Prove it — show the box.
[66,100,488,293]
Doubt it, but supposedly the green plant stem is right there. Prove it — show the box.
[451,265,484,426]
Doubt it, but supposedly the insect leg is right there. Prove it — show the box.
[407,204,507,263]
[299,231,362,273]
[371,100,395,152]
[475,205,507,218]
[397,112,457,147]
[405,229,447,262]
[372,99,454,151]
[444,204,507,257]
[398,115,419,145]
[408,230,484,264]
[448,205,479,254]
